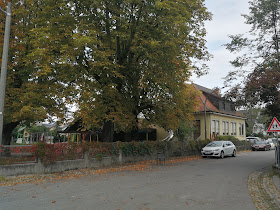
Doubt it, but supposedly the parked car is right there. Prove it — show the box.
[246,136,262,143]
[272,138,278,148]
[265,139,276,150]
[251,141,271,151]
[201,141,236,159]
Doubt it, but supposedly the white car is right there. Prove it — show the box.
[201,141,237,159]
[246,136,262,143]
[265,139,276,150]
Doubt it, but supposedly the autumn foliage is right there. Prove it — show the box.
[0,0,211,144]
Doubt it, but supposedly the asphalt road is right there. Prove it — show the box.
[0,150,275,210]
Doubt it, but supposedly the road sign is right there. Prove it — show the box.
[267,117,280,132]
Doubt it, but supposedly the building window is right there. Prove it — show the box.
[239,123,245,136]
[212,120,220,135]
[231,122,237,136]
[222,121,229,135]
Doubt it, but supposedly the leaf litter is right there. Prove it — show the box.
[0,156,201,186]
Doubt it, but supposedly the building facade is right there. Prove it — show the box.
[194,84,246,141]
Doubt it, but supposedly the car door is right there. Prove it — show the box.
[225,141,233,155]
[223,142,230,155]
[227,142,234,154]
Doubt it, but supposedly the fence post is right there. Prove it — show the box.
[165,142,168,158]
[84,151,89,167]
[118,149,123,163]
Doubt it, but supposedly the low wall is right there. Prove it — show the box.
[0,154,118,176]
[0,141,251,177]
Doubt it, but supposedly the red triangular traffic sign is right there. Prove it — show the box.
[267,117,280,132]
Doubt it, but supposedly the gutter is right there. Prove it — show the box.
[194,111,247,120]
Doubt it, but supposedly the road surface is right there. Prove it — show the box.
[0,150,275,210]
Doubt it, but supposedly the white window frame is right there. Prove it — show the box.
[222,121,229,135]
[239,123,245,136]
[231,122,237,136]
[212,120,220,135]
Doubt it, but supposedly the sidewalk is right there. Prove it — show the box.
[248,166,280,209]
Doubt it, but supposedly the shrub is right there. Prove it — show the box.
[186,139,211,151]
[34,142,53,164]
[216,135,238,141]
[115,141,167,157]
[31,140,201,164]
[118,142,138,156]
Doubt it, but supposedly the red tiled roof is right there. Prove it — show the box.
[194,84,246,119]
[196,94,219,112]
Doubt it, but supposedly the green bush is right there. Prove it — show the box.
[32,140,205,163]
[186,139,211,151]
[216,135,238,141]
[116,141,167,157]
[118,142,138,156]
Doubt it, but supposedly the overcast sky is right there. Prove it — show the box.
[191,0,252,91]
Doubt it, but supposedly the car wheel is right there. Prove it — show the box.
[202,156,207,158]
[232,149,236,157]
[252,148,255,151]
[220,151,224,159]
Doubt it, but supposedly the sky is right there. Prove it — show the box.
[191,0,252,91]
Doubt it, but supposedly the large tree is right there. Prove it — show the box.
[70,0,211,141]
[0,0,76,144]
[224,0,280,120]
[1,0,211,144]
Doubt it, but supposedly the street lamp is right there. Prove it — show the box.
[200,87,224,140]
[201,95,211,140]
[0,2,12,145]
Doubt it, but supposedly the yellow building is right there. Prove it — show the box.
[194,84,246,141]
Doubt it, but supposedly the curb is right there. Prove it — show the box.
[248,167,280,209]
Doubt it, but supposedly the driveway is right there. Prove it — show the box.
[0,150,275,210]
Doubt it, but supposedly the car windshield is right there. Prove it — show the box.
[205,141,223,147]
[256,141,266,144]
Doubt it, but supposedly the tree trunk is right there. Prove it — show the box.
[102,120,114,142]
[2,122,19,145]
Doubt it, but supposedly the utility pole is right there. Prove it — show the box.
[0,2,12,145]
[199,87,224,140]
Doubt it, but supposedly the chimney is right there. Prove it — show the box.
[214,88,220,96]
